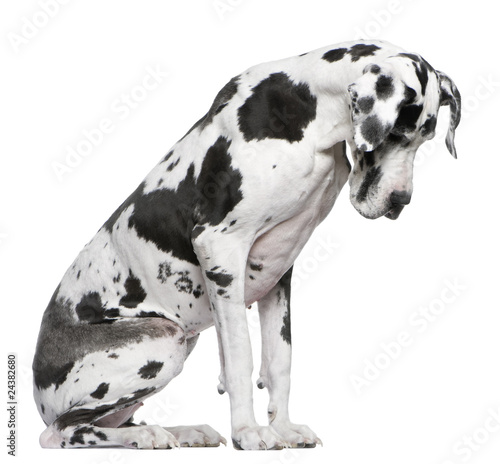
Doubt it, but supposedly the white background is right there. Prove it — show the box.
[1,1,499,463]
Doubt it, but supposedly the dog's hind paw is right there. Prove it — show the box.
[121,425,179,449]
[164,424,227,447]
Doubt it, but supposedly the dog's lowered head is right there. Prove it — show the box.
[346,53,461,220]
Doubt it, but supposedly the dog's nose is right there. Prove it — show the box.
[390,190,412,206]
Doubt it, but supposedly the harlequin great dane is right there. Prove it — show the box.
[33,39,461,450]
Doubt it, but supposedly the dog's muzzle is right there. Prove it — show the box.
[385,190,412,220]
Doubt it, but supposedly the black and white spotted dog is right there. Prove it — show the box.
[33,40,461,450]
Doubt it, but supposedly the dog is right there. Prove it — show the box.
[33,39,461,450]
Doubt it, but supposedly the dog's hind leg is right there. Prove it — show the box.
[34,316,224,448]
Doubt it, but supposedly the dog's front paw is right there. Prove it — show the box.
[232,425,288,450]
[270,421,322,448]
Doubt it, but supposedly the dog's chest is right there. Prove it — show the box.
[243,148,348,304]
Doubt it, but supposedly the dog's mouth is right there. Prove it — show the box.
[385,204,405,220]
[351,195,408,220]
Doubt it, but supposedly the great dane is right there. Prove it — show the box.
[33,39,461,450]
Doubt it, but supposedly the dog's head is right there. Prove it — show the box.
[347,53,461,220]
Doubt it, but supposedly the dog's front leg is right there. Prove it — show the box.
[193,230,287,450]
[257,267,322,447]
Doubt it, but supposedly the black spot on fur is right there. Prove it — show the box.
[192,226,205,239]
[277,267,293,345]
[322,47,348,62]
[157,262,173,283]
[399,52,420,62]
[413,62,429,96]
[398,53,433,96]
[35,356,75,391]
[420,115,437,137]
[75,292,115,323]
[160,150,174,164]
[394,104,423,134]
[250,263,263,272]
[205,270,233,288]
[193,285,204,298]
[403,85,417,105]
[90,382,109,399]
[360,115,387,147]
[94,430,108,441]
[357,96,375,114]
[157,263,200,296]
[175,272,193,294]
[166,158,180,172]
[119,270,147,308]
[124,137,242,266]
[349,44,381,62]
[356,166,383,203]
[69,427,88,445]
[138,361,164,380]
[69,426,108,446]
[375,75,394,100]
[324,44,380,64]
[102,184,142,233]
[280,310,291,345]
[137,310,163,318]
[182,76,240,139]
[237,72,317,143]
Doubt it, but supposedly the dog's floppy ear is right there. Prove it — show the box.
[436,70,461,158]
[348,64,409,152]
